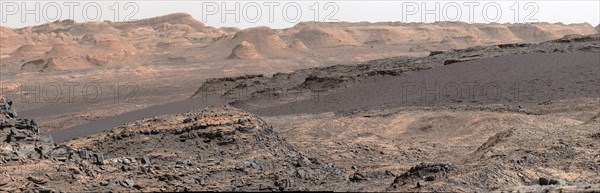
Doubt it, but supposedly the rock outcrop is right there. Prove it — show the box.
[0,97,62,165]
[0,97,344,192]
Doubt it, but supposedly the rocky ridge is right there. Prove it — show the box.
[0,97,348,191]
[191,34,600,108]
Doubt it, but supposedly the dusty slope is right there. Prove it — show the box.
[266,97,600,192]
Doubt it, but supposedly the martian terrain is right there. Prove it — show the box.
[0,12,599,192]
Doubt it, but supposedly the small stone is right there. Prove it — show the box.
[133,184,144,190]
[95,153,105,165]
[323,163,334,170]
[250,161,262,170]
[424,176,435,181]
[385,170,395,176]
[27,176,47,184]
[123,158,131,165]
[186,160,194,166]
[69,167,81,175]
[0,179,9,186]
[549,178,567,185]
[349,173,367,182]
[142,156,151,164]
[295,157,312,167]
[417,180,425,188]
[39,189,52,193]
[99,180,109,186]
[79,149,90,159]
[121,179,134,188]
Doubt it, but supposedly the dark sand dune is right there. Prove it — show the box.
[47,96,226,143]
[249,52,600,116]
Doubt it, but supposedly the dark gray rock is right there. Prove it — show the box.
[424,176,435,181]
[79,149,89,159]
[540,177,567,186]
[417,180,425,188]
[142,156,151,164]
[349,172,367,182]
[295,156,312,167]
[120,178,133,188]
[27,176,47,184]
[95,153,105,165]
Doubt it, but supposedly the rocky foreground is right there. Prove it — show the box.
[0,96,349,192]
[2,93,600,192]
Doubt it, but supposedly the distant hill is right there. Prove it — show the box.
[0,13,597,73]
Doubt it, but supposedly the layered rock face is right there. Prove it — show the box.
[0,97,62,164]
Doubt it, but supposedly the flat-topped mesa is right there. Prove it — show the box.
[289,21,598,45]
[111,12,206,31]
[292,26,359,48]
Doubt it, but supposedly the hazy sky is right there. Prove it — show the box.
[1,1,598,29]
